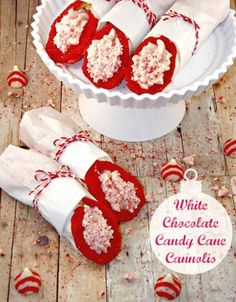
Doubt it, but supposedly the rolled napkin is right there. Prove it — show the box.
[0,145,121,265]
[125,0,230,94]
[82,0,177,89]
[45,0,119,63]
[20,107,146,222]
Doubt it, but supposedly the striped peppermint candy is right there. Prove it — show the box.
[7,65,28,88]
[154,273,182,300]
[14,267,42,295]
[160,159,184,182]
[224,138,236,158]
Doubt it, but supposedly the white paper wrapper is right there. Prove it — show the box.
[20,107,111,179]
[86,0,119,19]
[0,145,91,238]
[147,0,230,69]
[100,0,177,50]
[62,0,118,19]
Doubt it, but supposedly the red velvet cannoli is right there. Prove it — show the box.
[45,1,97,64]
[82,0,176,89]
[125,35,177,94]
[82,23,129,89]
[46,1,98,63]
[85,160,146,222]
[72,197,121,264]
[125,0,229,94]
[0,145,122,265]
[20,107,146,222]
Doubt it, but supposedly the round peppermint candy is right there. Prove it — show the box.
[7,65,28,88]
[14,267,42,295]
[160,159,184,182]
[154,273,182,300]
[224,138,236,158]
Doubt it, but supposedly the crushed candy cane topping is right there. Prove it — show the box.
[82,205,114,254]
[131,40,172,89]
[86,28,123,82]
[54,9,89,53]
[99,170,141,213]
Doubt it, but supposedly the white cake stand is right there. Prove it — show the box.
[31,1,236,142]
[79,96,186,141]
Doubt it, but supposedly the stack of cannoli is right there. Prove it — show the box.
[20,107,146,222]
[45,0,229,94]
[46,0,120,63]
[0,145,121,264]
[125,0,229,94]
[0,107,146,264]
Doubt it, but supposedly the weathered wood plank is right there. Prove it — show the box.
[0,1,235,302]
[22,0,61,113]
[213,66,236,176]
[8,0,61,301]
[9,205,59,302]
[231,0,235,8]
[181,88,226,177]
[213,0,236,176]
[230,176,236,206]
[0,1,21,301]
[102,139,139,176]
[139,127,184,178]
[201,177,236,302]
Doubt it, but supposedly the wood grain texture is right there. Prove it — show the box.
[200,177,236,302]
[213,63,236,176]
[181,88,226,177]
[0,0,235,302]
[0,1,20,301]
[5,1,61,301]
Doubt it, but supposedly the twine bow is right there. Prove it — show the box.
[163,10,200,55]
[131,0,157,27]
[53,130,92,161]
[29,165,75,212]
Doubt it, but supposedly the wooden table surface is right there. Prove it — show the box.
[0,1,236,301]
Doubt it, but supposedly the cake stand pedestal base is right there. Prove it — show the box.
[79,95,186,142]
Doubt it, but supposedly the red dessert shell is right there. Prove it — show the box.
[125,35,177,94]
[45,0,98,64]
[85,160,146,222]
[71,197,121,265]
[82,23,130,89]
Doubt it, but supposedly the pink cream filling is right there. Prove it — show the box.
[99,170,141,213]
[54,8,89,53]
[86,28,123,82]
[131,40,172,89]
[82,205,114,254]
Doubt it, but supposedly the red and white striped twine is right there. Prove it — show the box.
[163,10,200,55]
[53,130,92,161]
[131,0,157,27]
[29,165,75,212]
